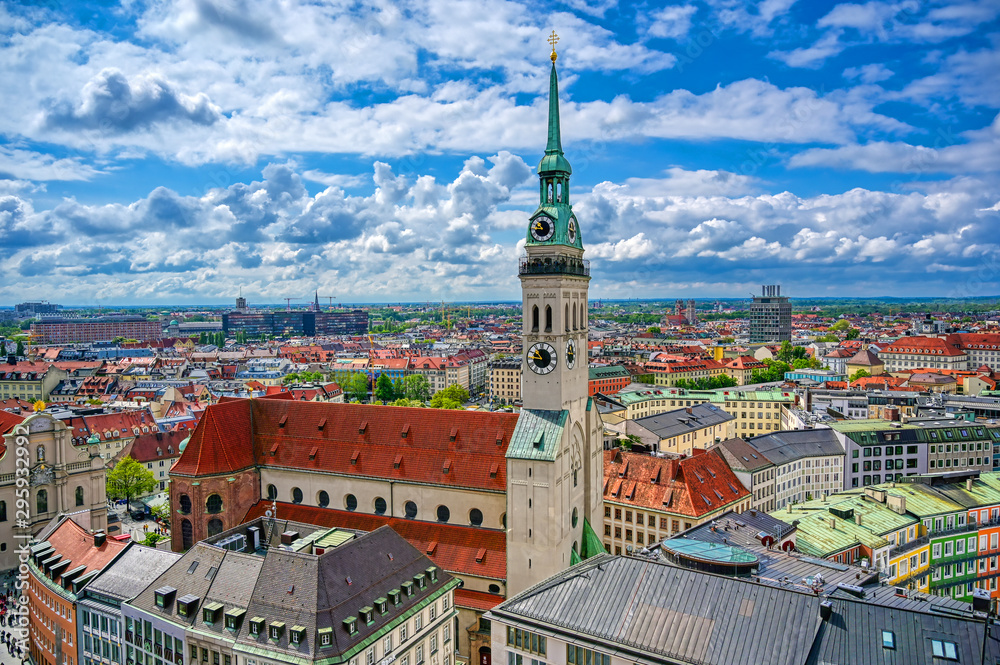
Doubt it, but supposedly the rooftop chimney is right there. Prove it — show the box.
[819,601,833,621]
[6,354,15,365]
[967,478,974,491]
[94,531,106,547]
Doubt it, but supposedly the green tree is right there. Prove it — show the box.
[344,372,370,402]
[151,502,171,527]
[647,326,662,334]
[845,328,861,340]
[106,456,157,510]
[815,334,840,342]
[792,357,821,370]
[750,360,792,384]
[142,532,165,546]
[391,397,424,407]
[15,340,25,357]
[282,372,300,384]
[430,383,470,409]
[850,369,871,382]
[402,374,431,402]
[374,373,396,402]
[830,319,851,331]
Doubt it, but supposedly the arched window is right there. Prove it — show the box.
[36,445,45,463]
[318,491,330,508]
[179,494,192,514]
[572,507,579,528]
[488,584,501,594]
[500,513,506,528]
[565,304,570,332]
[437,505,450,523]
[207,519,224,537]
[531,306,539,332]
[374,497,387,515]
[547,182,553,203]
[292,487,303,504]
[37,490,48,515]
[0,500,6,522]
[556,181,562,203]
[206,494,223,514]
[573,303,578,330]
[266,484,277,501]
[345,494,358,511]
[181,519,193,550]
[545,306,552,332]
[404,501,417,519]
[469,508,483,527]
[75,486,84,507]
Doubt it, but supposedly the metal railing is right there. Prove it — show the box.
[518,256,590,277]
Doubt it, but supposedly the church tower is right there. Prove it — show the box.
[506,34,605,595]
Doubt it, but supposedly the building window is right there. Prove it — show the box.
[206,494,223,514]
[75,486,85,507]
[37,489,48,514]
[292,487,303,504]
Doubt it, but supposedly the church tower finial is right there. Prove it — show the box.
[547,30,559,62]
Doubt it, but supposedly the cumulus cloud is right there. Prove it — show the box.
[647,5,699,39]
[42,68,221,133]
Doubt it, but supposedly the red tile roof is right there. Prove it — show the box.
[455,588,504,611]
[173,398,518,491]
[881,336,964,356]
[126,430,186,464]
[43,517,129,582]
[603,449,750,519]
[171,398,256,476]
[242,501,507,580]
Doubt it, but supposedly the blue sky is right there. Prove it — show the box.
[1,0,999,305]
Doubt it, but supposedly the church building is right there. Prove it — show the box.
[167,38,604,664]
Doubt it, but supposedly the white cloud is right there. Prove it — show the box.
[648,5,698,39]
[843,63,893,83]
[0,146,105,181]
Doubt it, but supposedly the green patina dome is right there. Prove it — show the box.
[179,435,190,452]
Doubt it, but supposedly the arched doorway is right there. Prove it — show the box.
[479,647,491,665]
[181,519,193,549]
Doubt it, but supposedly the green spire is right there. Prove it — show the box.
[538,61,572,176]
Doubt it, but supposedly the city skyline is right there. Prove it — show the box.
[1,0,999,305]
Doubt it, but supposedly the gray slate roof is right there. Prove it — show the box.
[490,553,999,665]
[490,553,821,665]
[633,403,733,440]
[746,429,845,466]
[86,544,181,602]
[713,437,774,472]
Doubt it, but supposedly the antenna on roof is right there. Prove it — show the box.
[263,499,278,548]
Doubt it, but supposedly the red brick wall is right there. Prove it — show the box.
[170,468,260,551]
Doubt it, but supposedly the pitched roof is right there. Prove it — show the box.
[85,544,181,601]
[603,449,750,518]
[42,517,130,584]
[846,348,883,366]
[242,501,507,580]
[633,403,734,439]
[712,438,774,472]
[745,429,845,466]
[171,398,256,476]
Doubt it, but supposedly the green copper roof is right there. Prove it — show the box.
[570,547,582,566]
[506,409,566,461]
[580,517,605,560]
[661,538,758,565]
[539,62,571,175]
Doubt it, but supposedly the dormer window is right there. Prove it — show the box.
[269,622,285,641]
[202,602,222,625]
[318,628,333,647]
[360,606,374,625]
[402,581,414,597]
[176,595,199,618]
[249,618,264,637]
[414,573,426,589]
[224,609,245,632]
[290,626,306,646]
[343,617,358,635]
[154,587,176,609]
[376,598,388,614]
[426,567,438,583]
[389,590,401,605]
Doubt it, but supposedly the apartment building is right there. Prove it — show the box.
[744,429,845,509]
[601,449,751,555]
[487,358,522,404]
[626,403,735,455]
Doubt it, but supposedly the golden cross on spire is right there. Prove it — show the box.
[547,30,559,62]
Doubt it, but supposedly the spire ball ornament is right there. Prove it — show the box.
[547,30,559,62]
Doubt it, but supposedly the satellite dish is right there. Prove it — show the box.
[626,545,634,554]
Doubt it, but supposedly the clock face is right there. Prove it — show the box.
[565,339,576,369]
[568,218,577,243]
[530,216,555,242]
[527,342,558,374]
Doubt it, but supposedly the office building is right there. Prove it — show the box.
[748,285,791,343]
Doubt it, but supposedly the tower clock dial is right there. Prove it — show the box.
[568,217,577,244]
[527,342,558,374]
[530,216,555,242]
[565,339,576,369]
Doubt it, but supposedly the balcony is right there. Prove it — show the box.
[518,256,590,278]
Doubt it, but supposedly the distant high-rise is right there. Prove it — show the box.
[749,285,791,343]
[235,294,248,311]
[686,299,696,325]
[15,301,60,316]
